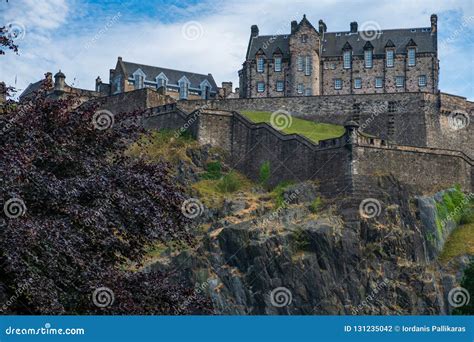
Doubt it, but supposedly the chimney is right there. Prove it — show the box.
[318,20,327,34]
[0,82,6,103]
[221,82,233,98]
[291,20,298,33]
[54,70,66,92]
[95,76,102,92]
[45,72,53,89]
[118,56,122,62]
[350,21,358,33]
[430,14,437,33]
[251,25,259,37]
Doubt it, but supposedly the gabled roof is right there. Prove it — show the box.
[245,25,436,60]
[120,60,218,90]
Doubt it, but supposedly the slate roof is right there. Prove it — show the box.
[246,27,435,59]
[121,61,218,91]
[19,80,44,99]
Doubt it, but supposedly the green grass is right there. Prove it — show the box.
[439,223,474,263]
[241,110,345,143]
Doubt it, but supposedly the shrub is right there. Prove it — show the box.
[272,181,293,208]
[201,161,222,180]
[259,161,271,188]
[309,197,323,214]
[216,171,241,193]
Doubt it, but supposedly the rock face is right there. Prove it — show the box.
[153,179,469,315]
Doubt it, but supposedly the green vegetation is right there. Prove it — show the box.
[309,196,323,214]
[435,186,473,236]
[201,161,223,180]
[271,181,293,208]
[216,171,241,193]
[439,223,474,263]
[452,261,474,315]
[291,227,311,252]
[259,161,271,188]
[241,110,345,143]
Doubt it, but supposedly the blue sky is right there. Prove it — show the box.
[1,0,473,99]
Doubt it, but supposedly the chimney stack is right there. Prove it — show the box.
[430,14,437,33]
[251,25,259,37]
[350,21,358,33]
[95,76,102,92]
[318,20,327,34]
[291,20,298,33]
[54,70,66,92]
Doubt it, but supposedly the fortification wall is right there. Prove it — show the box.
[178,93,429,147]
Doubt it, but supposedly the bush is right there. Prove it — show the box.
[272,181,293,208]
[216,172,241,193]
[259,161,271,188]
[309,197,323,214]
[201,161,222,180]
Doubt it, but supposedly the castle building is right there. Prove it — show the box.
[100,57,219,100]
[239,14,439,98]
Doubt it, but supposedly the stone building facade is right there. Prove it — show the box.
[239,14,439,98]
[99,57,220,100]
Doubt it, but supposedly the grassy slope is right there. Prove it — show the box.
[241,110,345,143]
[439,223,474,263]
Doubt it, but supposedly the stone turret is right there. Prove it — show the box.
[95,76,102,92]
[54,70,66,92]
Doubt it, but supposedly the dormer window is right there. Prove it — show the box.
[200,79,212,99]
[364,49,373,68]
[178,76,190,99]
[257,57,265,73]
[408,48,416,66]
[156,72,168,90]
[386,50,394,67]
[274,56,282,72]
[343,50,351,69]
[133,69,146,90]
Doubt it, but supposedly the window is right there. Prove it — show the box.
[257,82,265,93]
[354,78,362,89]
[388,101,396,113]
[113,76,122,94]
[386,50,394,67]
[418,75,427,87]
[375,77,383,88]
[257,58,264,73]
[179,81,189,99]
[301,34,308,43]
[297,56,304,71]
[274,57,282,72]
[305,88,312,96]
[297,83,304,94]
[156,76,167,89]
[408,48,416,66]
[305,56,312,76]
[343,50,351,69]
[364,49,373,68]
[395,76,404,88]
[276,81,284,92]
[135,74,144,89]
[334,79,342,90]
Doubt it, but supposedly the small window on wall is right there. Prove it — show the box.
[257,82,265,93]
[297,56,304,71]
[388,101,396,113]
[305,88,312,96]
[305,56,312,76]
[297,83,304,94]
[334,79,342,90]
[364,50,373,68]
[375,77,383,88]
[274,57,282,72]
[386,50,394,67]
[418,75,427,87]
[301,34,308,43]
[257,58,265,73]
[353,103,361,114]
[276,81,284,92]
[354,78,362,89]
[408,48,416,66]
[395,76,404,88]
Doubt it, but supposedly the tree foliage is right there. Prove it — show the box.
[0,81,211,314]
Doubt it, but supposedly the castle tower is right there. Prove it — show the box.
[288,15,321,96]
[54,70,66,92]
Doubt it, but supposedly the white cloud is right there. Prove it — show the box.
[1,0,473,99]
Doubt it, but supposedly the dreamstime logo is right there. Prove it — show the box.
[448,110,470,131]
[270,109,292,131]
[92,286,115,308]
[181,198,204,219]
[448,287,470,308]
[181,21,204,41]
[92,110,114,130]
[359,198,381,219]
[270,287,292,307]
[3,198,26,218]
[4,22,26,41]
[359,21,382,41]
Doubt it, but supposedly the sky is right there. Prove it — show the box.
[1,0,473,99]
